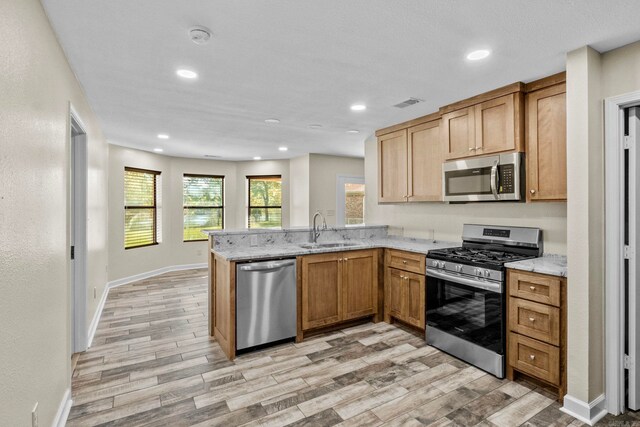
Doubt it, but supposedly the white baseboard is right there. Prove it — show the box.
[106,263,207,289]
[561,393,607,426]
[87,281,109,348]
[53,388,72,427]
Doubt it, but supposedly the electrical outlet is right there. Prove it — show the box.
[32,402,38,427]
[94,287,97,299]
[250,235,258,247]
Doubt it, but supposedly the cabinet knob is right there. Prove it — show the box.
[529,286,536,291]
[529,317,536,323]
[468,147,475,151]
[402,260,407,264]
[529,354,536,361]
[530,189,536,194]
[344,258,348,262]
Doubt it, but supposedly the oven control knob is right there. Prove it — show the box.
[456,264,463,272]
[484,269,491,278]
[438,261,446,269]
[431,260,439,267]
[474,268,481,276]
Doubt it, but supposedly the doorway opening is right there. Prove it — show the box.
[336,175,365,227]
[605,92,640,415]
[69,107,88,364]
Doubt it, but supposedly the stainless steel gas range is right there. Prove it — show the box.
[425,224,543,378]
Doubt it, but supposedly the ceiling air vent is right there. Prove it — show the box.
[393,97,424,109]
[204,154,220,158]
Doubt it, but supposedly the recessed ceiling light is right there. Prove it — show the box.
[264,118,280,124]
[278,147,288,152]
[157,134,170,139]
[466,49,491,61]
[153,148,164,153]
[346,130,360,134]
[308,124,322,129]
[176,69,198,79]
[350,104,366,111]
[253,156,262,160]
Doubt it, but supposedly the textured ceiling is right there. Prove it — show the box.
[42,0,640,160]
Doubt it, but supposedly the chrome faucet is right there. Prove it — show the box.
[312,211,327,243]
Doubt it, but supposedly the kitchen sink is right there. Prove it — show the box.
[298,241,363,249]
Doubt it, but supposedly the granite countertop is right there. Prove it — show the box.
[212,236,460,262]
[504,254,567,278]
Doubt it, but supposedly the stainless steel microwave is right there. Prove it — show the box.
[442,152,524,202]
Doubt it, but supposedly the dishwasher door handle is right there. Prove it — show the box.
[238,259,296,272]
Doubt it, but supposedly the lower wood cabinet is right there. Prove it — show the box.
[506,269,566,400]
[301,249,379,331]
[384,250,426,330]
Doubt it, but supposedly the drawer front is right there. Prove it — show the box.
[386,249,425,274]
[508,270,561,307]
[509,298,560,345]
[509,333,560,385]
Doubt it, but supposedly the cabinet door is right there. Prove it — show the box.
[404,271,425,329]
[342,250,378,321]
[378,129,408,202]
[408,120,442,201]
[526,84,566,201]
[442,107,475,160]
[301,253,342,330]
[474,93,518,155]
[385,267,405,318]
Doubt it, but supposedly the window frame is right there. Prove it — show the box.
[247,175,282,229]
[182,173,225,242]
[124,166,161,250]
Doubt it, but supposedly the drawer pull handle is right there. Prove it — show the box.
[529,317,536,322]
[529,286,536,291]
[529,354,536,361]
[402,260,407,264]
[344,258,348,262]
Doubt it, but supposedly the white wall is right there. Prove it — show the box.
[364,137,568,253]
[309,154,365,227]
[0,0,109,425]
[566,40,640,406]
[289,154,310,227]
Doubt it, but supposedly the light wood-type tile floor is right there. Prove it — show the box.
[69,268,588,426]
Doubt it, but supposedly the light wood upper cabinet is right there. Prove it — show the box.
[475,93,520,155]
[442,107,475,159]
[443,92,524,160]
[378,129,408,202]
[301,249,378,331]
[377,117,442,203]
[526,83,567,201]
[408,120,443,202]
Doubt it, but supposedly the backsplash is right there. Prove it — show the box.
[207,225,388,251]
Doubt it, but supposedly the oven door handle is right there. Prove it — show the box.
[426,268,503,293]
[490,160,500,200]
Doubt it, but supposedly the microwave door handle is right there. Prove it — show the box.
[490,161,499,199]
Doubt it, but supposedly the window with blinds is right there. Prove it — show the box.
[248,175,282,229]
[124,167,160,249]
[183,174,224,241]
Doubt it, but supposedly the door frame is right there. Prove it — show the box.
[604,90,640,415]
[336,175,365,227]
[69,103,88,354]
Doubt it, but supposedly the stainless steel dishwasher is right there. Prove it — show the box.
[236,258,296,351]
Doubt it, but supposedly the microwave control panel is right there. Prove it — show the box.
[499,164,515,193]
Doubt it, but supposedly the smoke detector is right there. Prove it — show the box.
[189,26,212,45]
